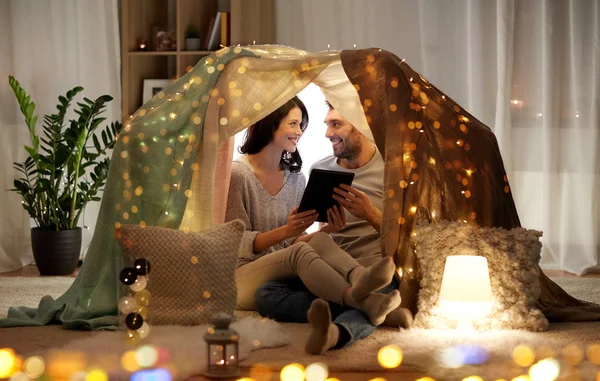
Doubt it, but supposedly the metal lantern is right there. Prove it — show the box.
[204,313,240,379]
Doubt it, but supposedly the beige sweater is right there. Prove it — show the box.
[225,155,306,267]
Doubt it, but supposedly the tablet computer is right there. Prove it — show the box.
[298,169,355,223]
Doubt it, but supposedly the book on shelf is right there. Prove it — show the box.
[204,11,230,51]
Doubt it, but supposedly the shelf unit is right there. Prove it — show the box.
[120,0,275,120]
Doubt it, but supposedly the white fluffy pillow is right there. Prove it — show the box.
[412,221,549,331]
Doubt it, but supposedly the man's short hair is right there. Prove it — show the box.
[325,100,334,110]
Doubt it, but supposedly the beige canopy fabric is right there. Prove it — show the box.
[1,45,598,330]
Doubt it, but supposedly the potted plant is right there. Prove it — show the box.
[185,26,201,51]
[7,76,121,275]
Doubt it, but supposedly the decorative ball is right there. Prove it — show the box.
[130,276,147,292]
[136,306,149,320]
[125,329,141,345]
[137,322,151,339]
[134,258,151,275]
[118,296,136,315]
[119,268,137,285]
[125,312,144,330]
[135,289,151,307]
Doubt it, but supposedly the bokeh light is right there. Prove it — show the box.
[23,356,45,378]
[587,344,600,364]
[130,368,172,381]
[9,371,30,381]
[562,344,584,366]
[528,358,560,381]
[121,350,140,372]
[462,376,483,381]
[305,362,328,381]
[511,376,531,381]
[416,377,436,381]
[280,363,305,381]
[45,351,87,380]
[0,349,16,378]
[249,363,272,381]
[377,345,403,369]
[513,345,536,367]
[135,345,158,368]
[86,368,108,381]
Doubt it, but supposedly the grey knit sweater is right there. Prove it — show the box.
[225,155,306,267]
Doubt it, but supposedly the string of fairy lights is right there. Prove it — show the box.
[1,44,593,381]
[3,340,600,380]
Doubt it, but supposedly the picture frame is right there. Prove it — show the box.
[142,79,172,103]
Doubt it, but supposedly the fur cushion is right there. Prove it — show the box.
[116,220,245,325]
[412,221,549,331]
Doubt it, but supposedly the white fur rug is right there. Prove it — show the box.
[56,317,288,381]
[3,276,600,380]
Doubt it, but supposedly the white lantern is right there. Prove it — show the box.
[204,313,240,379]
[438,255,492,331]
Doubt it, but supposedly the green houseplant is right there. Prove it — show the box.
[8,76,121,275]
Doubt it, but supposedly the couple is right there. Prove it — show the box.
[225,96,412,355]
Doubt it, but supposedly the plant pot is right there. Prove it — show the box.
[186,38,201,51]
[31,227,82,276]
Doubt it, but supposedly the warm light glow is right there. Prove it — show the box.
[562,344,584,366]
[528,358,560,381]
[377,345,403,369]
[23,356,45,378]
[305,363,328,381]
[439,256,492,330]
[121,350,141,372]
[86,368,108,381]
[462,377,483,381]
[0,349,16,378]
[280,363,305,381]
[511,377,531,381]
[513,345,536,367]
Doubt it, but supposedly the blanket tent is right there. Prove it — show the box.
[2,45,599,330]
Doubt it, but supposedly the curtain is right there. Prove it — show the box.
[275,0,600,275]
[0,0,121,273]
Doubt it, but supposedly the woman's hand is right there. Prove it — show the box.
[285,207,318,238]
[319,205,346,234]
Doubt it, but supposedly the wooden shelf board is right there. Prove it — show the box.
[178,50,214,55]
[128,51,177,56]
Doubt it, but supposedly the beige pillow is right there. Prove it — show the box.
[117,220,244,325]
[412,221,549,331]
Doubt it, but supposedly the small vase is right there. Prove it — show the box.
[31,227,82,276]
[186,38,201,51]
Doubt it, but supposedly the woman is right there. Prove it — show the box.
[225,96,401,326]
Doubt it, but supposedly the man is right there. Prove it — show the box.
[254,101,412,355]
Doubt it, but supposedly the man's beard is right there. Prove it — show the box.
[335,138,362,159]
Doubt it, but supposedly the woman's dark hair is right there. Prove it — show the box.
[239,96,308,172]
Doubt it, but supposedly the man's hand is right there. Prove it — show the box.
[332,184,382,231]
[285,207,318,238]
[319,205,346,234]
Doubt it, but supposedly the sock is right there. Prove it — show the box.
[382,306,413,328]
[305,299,340,355]
[345,289,402,326]
[347,266,366,286]
[350,257,396,300]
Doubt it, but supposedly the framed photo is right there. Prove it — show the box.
[143,79,172,103]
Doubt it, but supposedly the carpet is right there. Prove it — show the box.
[1,276,600,380]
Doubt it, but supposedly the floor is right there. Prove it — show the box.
[1,265,599,381]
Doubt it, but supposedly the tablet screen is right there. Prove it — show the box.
[298,169,355,223]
